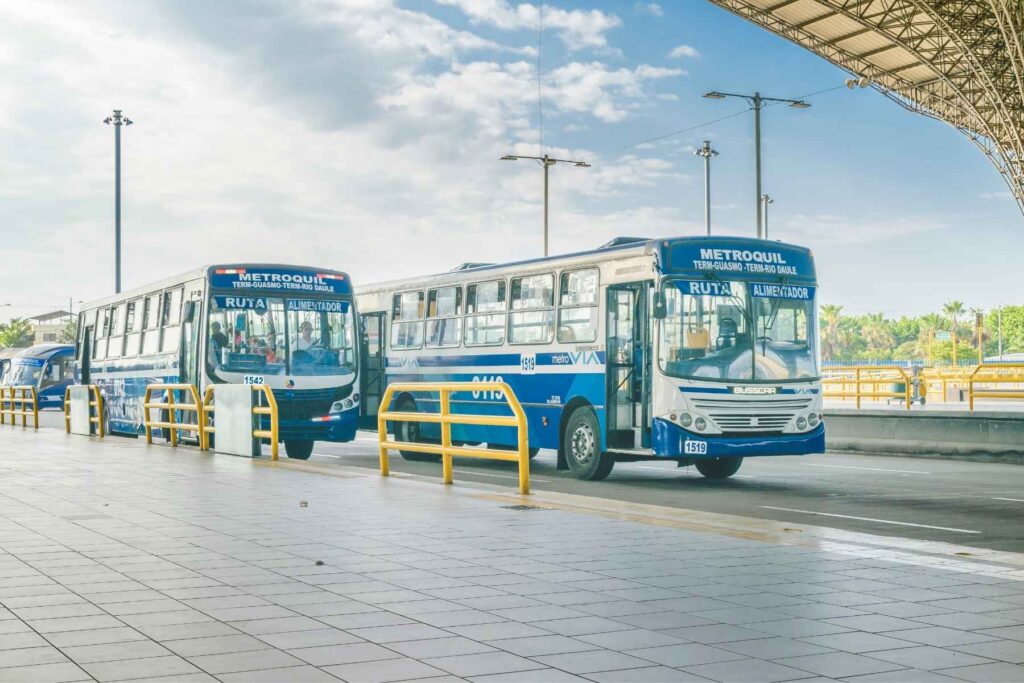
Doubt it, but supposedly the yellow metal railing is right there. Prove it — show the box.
[143,383,206,449]
[202,385,280,460]
[64,385,105,437]
[920,366,974,402]
[822,366,912,409]
[0,386,39,428]
[378,381,530,495]
[969,363,1024,411]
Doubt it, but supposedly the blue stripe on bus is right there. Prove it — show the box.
[385,351,606,368]
[680,387,819,395]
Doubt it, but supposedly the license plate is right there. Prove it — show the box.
[243,375,265,385]
[684,440,707,455]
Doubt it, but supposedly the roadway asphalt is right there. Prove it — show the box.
[36,409,1024,554]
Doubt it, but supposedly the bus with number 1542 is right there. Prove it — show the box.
[356,236,823,479]
[76,264,360,458]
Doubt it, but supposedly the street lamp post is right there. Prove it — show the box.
[703,91,809,239]
[103,109,133,294]
[761,194,774,238]
[694,140,718,236]
[501,154,591,257]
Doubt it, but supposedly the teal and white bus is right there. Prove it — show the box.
[76,264,360,459]
[357,236,823,479]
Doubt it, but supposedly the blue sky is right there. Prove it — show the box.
[0,0,1020,324]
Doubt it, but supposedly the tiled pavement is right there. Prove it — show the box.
[1,430,1024,682]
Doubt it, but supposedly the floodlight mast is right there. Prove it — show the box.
[703,91,809,238]
[500,154,591,257]
[103,109,134,294]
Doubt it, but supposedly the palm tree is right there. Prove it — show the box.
[0,318,34,348]
[820,304,844,361]
[861,313,894,357]
[917,313,944,363]
[943,300,966,365]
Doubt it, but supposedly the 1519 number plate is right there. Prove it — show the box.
[684,440,707,455]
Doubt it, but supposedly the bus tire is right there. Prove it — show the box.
[528,448,540,459]
[396,397,440,463]
[694,457,743,479]
[284,440,314,460]
[563,406,614,481]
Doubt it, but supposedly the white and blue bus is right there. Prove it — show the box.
[1,344,76,409]
[76,264,360,459]
[357,236,822,479]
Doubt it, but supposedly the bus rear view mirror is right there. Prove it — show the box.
[652,290,667,319]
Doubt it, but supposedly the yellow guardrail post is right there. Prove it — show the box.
[143,383,206,449]
[2,386,39,429]
[823,366,911,410]
[968,363,1024,411]
[378,381,530,495]
[202,385,215,452]
[64,387,71,433]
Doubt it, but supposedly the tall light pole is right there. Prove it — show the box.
[103,109,133,293]
[703,91,809,239]
[694,140,718,236]
[761,194,774,238]
[500,154,591,256]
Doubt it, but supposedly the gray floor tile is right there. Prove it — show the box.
[288,642,402,666]
[624,643,746,667]
[949,639,1024,664]
[470,670,590,682]
[133,621,241,642]
[683,657,819,682]
[216,665,342,682]
[776,652,905,678]
[45,628,148,648]
[0,661,91,683]
[489,634,598,657]
[323,657,448,683]
[414,609,508,627]
[584,666,710,682]
[160,634,268,657]
[749,619,852,638]
[424,652,547,677]
[319,611,415,630]
[449,622,554,641]
[80,655,202,682]
[867,646,996,671]
[347,623,450,643]
[915,612,1020,631]
[800,632,917,654]
[186,649,306,674]
[534,650,653,674]
[936,662,1024,682]
[0,646,69,667]
[886,627,1000,647]
[530,617,635,637]
[62,640,173,664]
[389,636,496,659]
[841,669,963,682]
[615,612,713,630]
[256,628,364,649]
[0,632,50,651]
[662,624,771,644]
[718,637,835,660]
[28,615,126,633]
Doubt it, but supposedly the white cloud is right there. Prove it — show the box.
[781,214,945,245]
[634,3,664,16]
[980,191,1012,200]
[668,44,700,59]
[435,0,621,50]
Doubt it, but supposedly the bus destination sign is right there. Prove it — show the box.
[662,240,815,279]
[211,268,350,294]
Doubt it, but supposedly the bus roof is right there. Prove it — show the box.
[362,235,815,291]
[11,344,74,360]
[80,263,352,311]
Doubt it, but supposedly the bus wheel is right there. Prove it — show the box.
[528,448,540,459]
[564,406,614,481]
[396,398,440,463]
[694,457,743,479]
[284,440,314,460]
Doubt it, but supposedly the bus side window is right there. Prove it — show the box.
[141,292,162,355]
[160,288,183,354]
[390,291,424,350]
[509,273,555,345]
[557,268,599,343]
[426,286,462,348]
[107,303,125,359]
[465,280,507,346]
[123,300,141,357]
[93,308,110,361]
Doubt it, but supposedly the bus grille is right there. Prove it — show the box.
[691,397,812,434]
[271,387,338,421]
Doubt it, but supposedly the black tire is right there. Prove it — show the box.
[395,398,440,462]
[490,444,540,459]
[284,440,314,460]
[563,406,614,481]
[694,457,743,479]
[528,447,540,459]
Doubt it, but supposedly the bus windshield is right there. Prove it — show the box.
[207,296,356,377]
[659,279,818,382]
[2,359,43,387]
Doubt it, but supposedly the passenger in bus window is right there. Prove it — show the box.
[211,322,229,350]
[294,321,316,352]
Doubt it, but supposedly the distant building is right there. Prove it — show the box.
[29,310,72,344]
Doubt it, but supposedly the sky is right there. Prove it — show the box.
[1,0,1021,324]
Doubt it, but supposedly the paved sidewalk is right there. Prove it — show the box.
[2,430,1024,683]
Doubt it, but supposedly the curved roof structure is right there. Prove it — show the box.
[705,0,1024,215]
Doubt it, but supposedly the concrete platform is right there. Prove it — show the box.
[3,429,1024,682]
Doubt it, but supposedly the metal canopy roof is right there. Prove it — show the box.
[705,0,1024,215]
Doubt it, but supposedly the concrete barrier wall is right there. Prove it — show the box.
[825,409,1024,462]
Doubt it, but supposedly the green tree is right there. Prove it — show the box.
[986,306,1024,356]
[0,318,33,348]
[56,318,78,345]
[943,300,967,365]
[820,304,844,361]
[860,312,894,358]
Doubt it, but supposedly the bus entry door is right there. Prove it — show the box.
[606,282,652,450]
[359,311,387,428]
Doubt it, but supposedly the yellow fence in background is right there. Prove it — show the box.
[64,385,105,437]
[202,385,280,460]
[143,384,206,449]
[920,366,974,402]
[822,366,912,409]
[968,364,1024,411]
[377,381,530,495]
[0,386,39,428]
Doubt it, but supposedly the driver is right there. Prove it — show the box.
[293,321,316,352]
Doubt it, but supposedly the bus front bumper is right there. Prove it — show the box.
[652,418,825,459]
[277,406,359,443]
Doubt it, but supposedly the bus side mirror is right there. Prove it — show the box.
[652,290,667,320]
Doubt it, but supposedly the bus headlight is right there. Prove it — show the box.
[694,417,706,431]
[796,416,808,430]
[679,412,693,427]
[808,413,820,428]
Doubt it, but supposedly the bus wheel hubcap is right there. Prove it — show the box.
[571,423,595,465]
